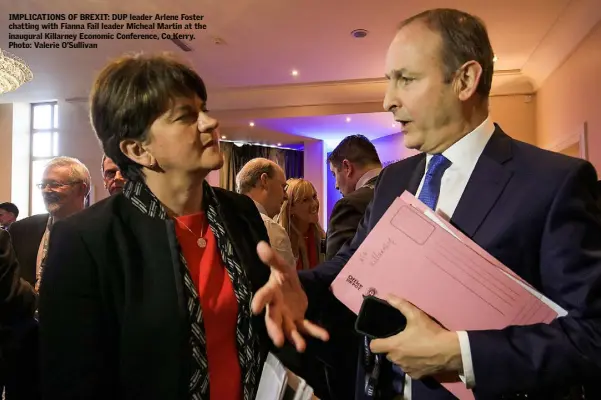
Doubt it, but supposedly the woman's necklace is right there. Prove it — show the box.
[178,219,207,248]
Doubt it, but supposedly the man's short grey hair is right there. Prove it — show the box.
[45,156,92,195]
[236,158,278,194]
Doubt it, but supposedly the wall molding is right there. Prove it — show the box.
[547,121,588,160]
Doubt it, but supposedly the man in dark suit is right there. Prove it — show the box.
[261,7,601,399]
[326,134,382,261]
[9,156,90,288]
[101,155,127,195]
[8,214,49,286]
[5,156,90,400]
[0,229,38,399]
[317,135,382,399]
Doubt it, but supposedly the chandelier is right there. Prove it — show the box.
[0,48,33,95]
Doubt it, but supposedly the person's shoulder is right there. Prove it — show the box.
[10,213,49,229]
[56,194,124,235]
[511,138,587,171]
[212,186,256,210]
[380,153,425,177]
[8,213,49,239]
[331,196,355,214]
[262,215,285,233]
[345,184,376,203]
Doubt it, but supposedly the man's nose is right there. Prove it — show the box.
[383,80,399,112]
[115,170,124,181]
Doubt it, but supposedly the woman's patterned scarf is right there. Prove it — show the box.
[123,180,262,400]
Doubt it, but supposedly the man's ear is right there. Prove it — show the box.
[119,139,154,168]
[79,182,90,198]
[453,60,483,101]
[259,172,269,188]
[342,159,353,177]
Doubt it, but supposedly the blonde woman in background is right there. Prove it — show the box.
[277,178,325,270]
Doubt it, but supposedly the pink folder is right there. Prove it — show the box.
[331,191,565,399]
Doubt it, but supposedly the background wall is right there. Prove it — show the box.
[536,21,601,172]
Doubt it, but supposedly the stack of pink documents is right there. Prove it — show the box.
[331,191,567,400]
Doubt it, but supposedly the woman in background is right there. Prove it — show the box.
[277,178,325,270]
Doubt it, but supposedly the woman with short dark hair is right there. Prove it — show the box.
[38,53,327,400]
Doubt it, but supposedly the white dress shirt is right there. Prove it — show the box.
[253,200,296,268]
[402,117,495,399]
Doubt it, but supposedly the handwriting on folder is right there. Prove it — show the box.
[331,191,566,400]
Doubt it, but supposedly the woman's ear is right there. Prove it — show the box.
[119,139,155,169]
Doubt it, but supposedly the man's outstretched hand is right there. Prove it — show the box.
[251,241,329,352]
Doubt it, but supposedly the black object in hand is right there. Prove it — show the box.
[355,295,407,339]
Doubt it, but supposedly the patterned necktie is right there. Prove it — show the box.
[418,154,452,210]
[36,216,54,292]
[391,154,452,395]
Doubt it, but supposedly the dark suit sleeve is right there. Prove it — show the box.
[326,198,363,261]
[299,183,379,306]
[469,161,601,397]
[39,220,115,399]
[0,229,36,323]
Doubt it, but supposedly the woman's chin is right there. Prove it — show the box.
[200,152,224,171]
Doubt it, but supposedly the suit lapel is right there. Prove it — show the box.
[213,193,267,292]
[34,215,49,244]
[451,126,514,238]
[123,200,188,319]
[407,155,427,195]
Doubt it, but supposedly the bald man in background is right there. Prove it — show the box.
[236,158,295,267]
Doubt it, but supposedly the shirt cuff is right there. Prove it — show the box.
[456,331,476,389]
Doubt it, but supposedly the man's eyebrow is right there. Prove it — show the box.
[385,68,409,79]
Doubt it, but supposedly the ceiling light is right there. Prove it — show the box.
[221,135,226,139]
[249,121,255,127]
[277,142,282,146]
[291,70,298,77]
[351,29,369,38]
[346,117,351,122]
[0,48,33,94]
[493,55,498,63]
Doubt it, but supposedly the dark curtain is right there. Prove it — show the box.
[283,149,304,179]
[220,142,270,191]
[220,143,304,191]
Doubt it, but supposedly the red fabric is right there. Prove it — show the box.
[296,227,319,270]
[174,212,241,400]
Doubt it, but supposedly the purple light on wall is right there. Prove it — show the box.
[325,152,343,224]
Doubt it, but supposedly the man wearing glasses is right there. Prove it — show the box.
[3,156,90,400]
[8,156,91,291]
